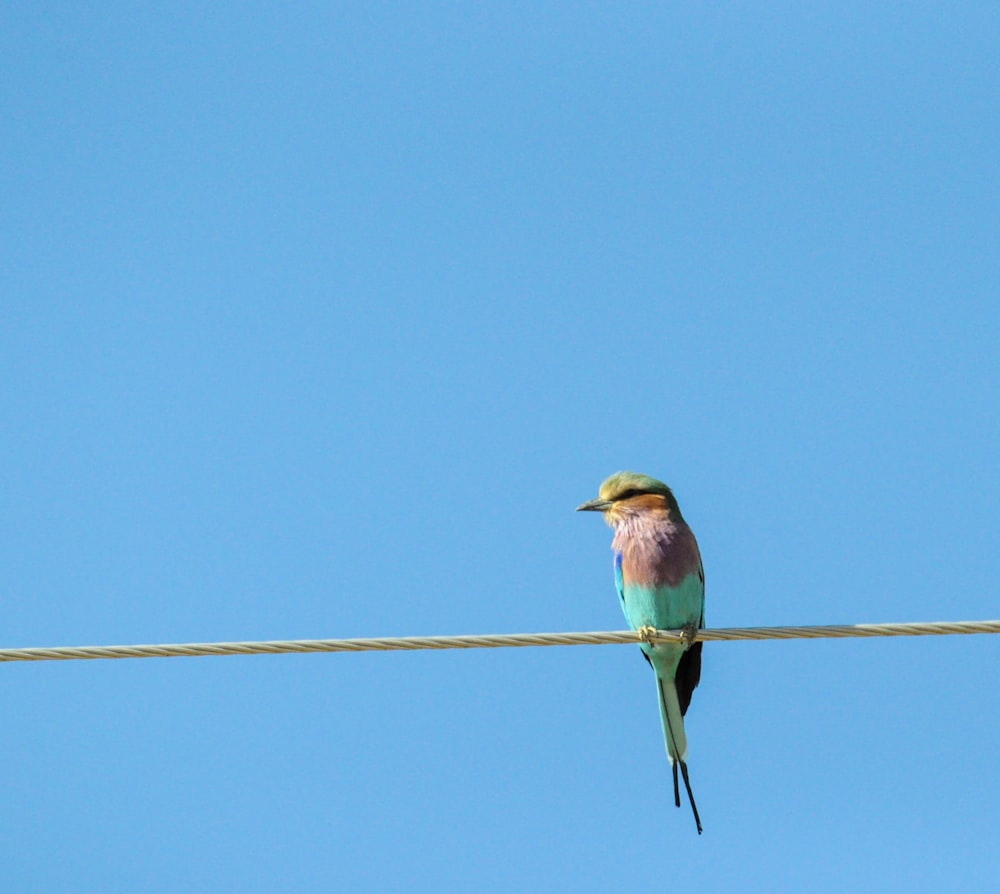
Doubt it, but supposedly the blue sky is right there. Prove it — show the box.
[3,3,999,891]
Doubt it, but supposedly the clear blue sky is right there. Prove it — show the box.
[3,3,999,891]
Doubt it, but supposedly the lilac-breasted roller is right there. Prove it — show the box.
[578,471,705,834]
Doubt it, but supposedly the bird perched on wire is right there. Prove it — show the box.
[578,471,705,834]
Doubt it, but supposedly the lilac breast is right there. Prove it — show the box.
[613,521,702,588]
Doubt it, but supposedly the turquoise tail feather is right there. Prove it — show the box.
[656,672,688,763]
[656,669,703,834]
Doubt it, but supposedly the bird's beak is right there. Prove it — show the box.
[576,498,613,512]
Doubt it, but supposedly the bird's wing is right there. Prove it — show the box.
[697,559,705,626]
[613,551,629,622]
[676,560,706,715]
[675,643,703,715]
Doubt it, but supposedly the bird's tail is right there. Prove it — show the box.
[656,673,688,763]
[656,673,703,834]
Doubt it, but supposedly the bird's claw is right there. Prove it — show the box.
[680,622,699,647]
[636,625,659,644]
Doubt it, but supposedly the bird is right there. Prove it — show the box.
[578,471,705,834]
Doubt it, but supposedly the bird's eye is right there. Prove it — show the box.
[615,489,641,501]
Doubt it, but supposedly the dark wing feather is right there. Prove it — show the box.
[675,559,706,715]
[675,641,703,716]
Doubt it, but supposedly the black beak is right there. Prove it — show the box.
[576,498,613,512]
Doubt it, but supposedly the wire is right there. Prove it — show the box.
[0,619,997,664]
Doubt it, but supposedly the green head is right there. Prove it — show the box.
[576,471,681,520]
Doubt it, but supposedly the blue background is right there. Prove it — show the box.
[3,4,999,891]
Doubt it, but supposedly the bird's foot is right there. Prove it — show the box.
[636,625,659,644]
[679,622,699,647]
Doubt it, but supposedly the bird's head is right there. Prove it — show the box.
[576,471,681,525]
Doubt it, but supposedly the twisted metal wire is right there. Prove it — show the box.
[0,619,997,664]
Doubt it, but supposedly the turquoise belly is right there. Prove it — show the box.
[622,572,704,674]
[622,572,704,632]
